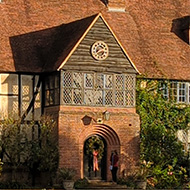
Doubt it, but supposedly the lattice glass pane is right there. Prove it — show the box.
[94,90,103,105]
[22,86,30,100]
[73,72,82,89]
[63,89,72,104]
[63,72,72,87]
[96,74,104,89]
[115,91,124,106]
[12,85,18,95]
[125,75,135,90]
[85,74,93,88]
[84,90,93,105]
[12,100,18,114]
[73,89,82,104]
[105,90,113,105]
[104,75,113,89]
[125,90,135,106]
[116,75,124,90]
[22,102,29,112]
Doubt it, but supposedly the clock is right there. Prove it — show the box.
[91,41,109,60]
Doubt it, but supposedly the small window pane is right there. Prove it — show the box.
[63,89,72,104]
[115,91,124,106]
[84,74,93,89]
[73,89,82,104]
[105,90,113,105]
[104,75,113,89]
[116,75,124,90]
[73,73,82,89]
[84,90,93,105]
[178,83,186,103]
[96,74,104,89]
[63,72,72,87]
[94,90,103,105]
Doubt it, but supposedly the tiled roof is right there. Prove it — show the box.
[0,0,189,80]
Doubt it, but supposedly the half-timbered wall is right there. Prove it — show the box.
[0,74,41,120]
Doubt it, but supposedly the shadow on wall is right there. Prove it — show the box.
[120,135,140,177]
[171,16,190,44]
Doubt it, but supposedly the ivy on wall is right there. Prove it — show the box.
[136,79,190,188]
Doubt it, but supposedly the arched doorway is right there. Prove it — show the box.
[83,135,107,180]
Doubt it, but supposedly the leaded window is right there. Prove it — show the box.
[62,71,136,107]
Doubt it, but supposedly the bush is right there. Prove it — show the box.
[136,79,190,188]
[117,175,136,188]
[0,181,28,189]
[57,167,76,181]
[74,178,89,188]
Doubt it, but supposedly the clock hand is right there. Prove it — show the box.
[96,49,104,54]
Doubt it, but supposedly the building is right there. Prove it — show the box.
[0,0,189,182]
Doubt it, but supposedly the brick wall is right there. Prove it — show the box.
[45,105,140,181]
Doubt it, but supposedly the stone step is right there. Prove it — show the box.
[75,180,130,190]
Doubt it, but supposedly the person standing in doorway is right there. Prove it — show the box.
[110,150,119,182]
[93,149,99,171]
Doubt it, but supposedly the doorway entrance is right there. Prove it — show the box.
[83,135,107,180]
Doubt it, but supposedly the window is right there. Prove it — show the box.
[44,73,60,106]
[178,82,186,103]
[161,81,189,104]
[62,71,136,107]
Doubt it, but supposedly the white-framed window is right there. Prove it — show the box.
[161,81,189,104]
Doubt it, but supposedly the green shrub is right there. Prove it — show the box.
[74,178,89,188]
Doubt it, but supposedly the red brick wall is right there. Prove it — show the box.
[45,106,140,181]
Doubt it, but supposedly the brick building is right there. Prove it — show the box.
[0,0,189,182]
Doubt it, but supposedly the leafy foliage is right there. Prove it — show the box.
[0,115,59,185]
[136,79,190,188]
[57,167,76,181]
[74,178,89,188]
[85,136,104,160]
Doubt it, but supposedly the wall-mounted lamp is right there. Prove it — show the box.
[103,110,110,121]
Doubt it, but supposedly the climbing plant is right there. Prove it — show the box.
[136,78,190,188]
[85,136,104,160]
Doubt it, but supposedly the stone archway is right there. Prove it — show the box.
[79,124,120,181]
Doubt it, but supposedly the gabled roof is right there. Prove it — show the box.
[56,13,139,74]
[0,0,189,80]
[9,15,98,73]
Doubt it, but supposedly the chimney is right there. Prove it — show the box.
[108,0,126,12]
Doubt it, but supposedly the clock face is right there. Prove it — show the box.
[91,41,109,60]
